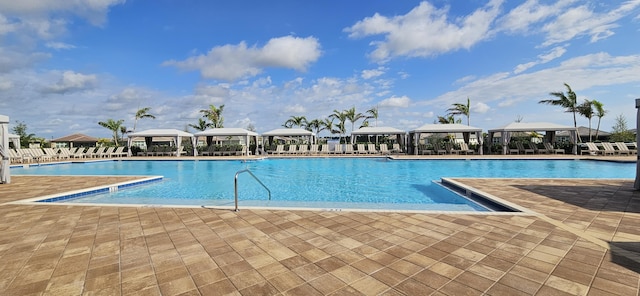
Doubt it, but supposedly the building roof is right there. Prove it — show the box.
[51,133,99,142]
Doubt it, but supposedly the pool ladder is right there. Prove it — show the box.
[234,169,271,212]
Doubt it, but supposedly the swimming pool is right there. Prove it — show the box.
[12,158,635,211]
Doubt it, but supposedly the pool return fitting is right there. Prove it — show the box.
[234,169,271,211]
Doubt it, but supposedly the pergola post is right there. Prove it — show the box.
[635,99,640,190]
[0,114,10,184]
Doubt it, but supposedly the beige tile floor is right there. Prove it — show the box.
[1,158,639,295]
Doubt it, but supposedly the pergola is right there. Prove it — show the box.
[408,123,484,155]
[261,128,316,146]
[488,122,578,155]
[194,128,259,156]
[127,129,196,157]
[8,133,19,148]
[351,126,407,147]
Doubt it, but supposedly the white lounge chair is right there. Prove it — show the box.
[392,144,403,154]
[601,142,618,156]
[356,144,367,154]
[614,142,634,155]
[297,145,308,155]
[543,142,564,154]
[459,142,475,154]
[516,142,534,154]
[320,144,330,154]
[379,144,390,155]
[332,144,343,154]
[367,144,379,154]
[309,144,319,155]
[344,144,354,154]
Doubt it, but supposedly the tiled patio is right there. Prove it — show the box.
[0,166,639,295]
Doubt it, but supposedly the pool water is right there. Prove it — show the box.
[12,158,634,211]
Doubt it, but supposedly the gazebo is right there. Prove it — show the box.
[8,133,20,148]
[261,128,316,147]
[51,133,98,148]
[127,129,196,157]
[1,114,9,184]
[408,123,484,155]
[194,128,259,156]
[488,122,577,155]
[351,126,407,149]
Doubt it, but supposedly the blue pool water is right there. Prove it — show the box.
[12,158,635,211]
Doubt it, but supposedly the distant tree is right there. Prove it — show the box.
[447,97,470,125]
[283,116,308,129]
[98,119,124,146]
[365,106,379,127]
[133,107,156,132]
[200,104,225,128]
[246,123,256,132]
[577,100,594,142]
[436,115,460,124]
[120,126,131,144]
[539,83,580,141]
[344,107,365,144]
[592,100,606,140]
[11,121,36,147]
[189,118,210,131]
[610,114,635,142]
[329,110,347,143]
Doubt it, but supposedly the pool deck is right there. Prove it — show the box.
[1,156,639,295]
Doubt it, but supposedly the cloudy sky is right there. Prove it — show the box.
[1,0,639,139]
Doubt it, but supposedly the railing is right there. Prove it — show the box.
[234,169,271,211]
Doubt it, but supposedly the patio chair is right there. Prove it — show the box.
[270,145,284,155]
[379,144,391,155]
[90,147,106,158]
[111,146,127,157]
[344,144,355,154]
[459,142,475,154]
[392,143,403,154]
[614,142,634,155]
[600,142,618,156]
[309,144,319,155]
[320,144,330,154]
[543,142,564,154]
[286,145,297,155]
[332,144,343,154]
[8,149,24,163]
[528,142,546,154]
[367,143,379,154]
[436,143,448,155]
[516,142,534,154]
[356,144,367,154]
[44,148,61,160]
[297,145,308,155]
[583,142,603,155]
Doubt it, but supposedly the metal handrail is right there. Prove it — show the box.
[234,169,271,211]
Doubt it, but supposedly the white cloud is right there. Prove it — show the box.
[473,102,491,113]
[43,71,97,94]
[164,35,322,81]
[379,96,410,108]
[514,45,567,73]
[499,0,572,34]
[345,0,504,62]
[45,41,76,50]
[0,0,125,26]
[361,67,386,79]
[284,104,306,113]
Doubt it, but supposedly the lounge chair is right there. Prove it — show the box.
[615,142,635,155]
[8,149,24,163]
[459,142,475,154]
[309,144,319,155]
[111,146,127,157]
[297,145,308,155]
[528,142,545,154]
[344,144,355,154]
[16,148,35,162]
[367,144,379,154]
[44,148,61,160]
[356,144,367,154]
[90,147,106,158]
[286,145,297,155]
[601,142,618,156]
[319,144,330,154]
[419,144,433,155]
[102,147,115,158]
[582,142,602,155]
[379,144,390,155]
[436,144,448,155]
[332,144,343,154]
[543,142,564,154]
[516,142,534,154]
[392,144,403,154]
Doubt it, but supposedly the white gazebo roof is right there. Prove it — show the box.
[351,126,406,135]
[410,123,482,133]
[488,122,575,133]
[128,129,194,138]
[8,133,19,139]
[262,128,315,137]
[194,128,258,137]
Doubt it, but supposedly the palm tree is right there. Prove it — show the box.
[577,100,594,142]
[189,118,210,131]
[329,110,347,144]
[436,115,460,124]
[283,116,308,129]
[344,107,365,144]
[133,107,156,132]
[98,119,124,146]
[592,100,606,140]
[365,106,379,127]
[200,104,225,128]
[447,97,470,125]
[539,83,580,141]
[120,126,131,144]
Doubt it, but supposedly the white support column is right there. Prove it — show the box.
[635,99,640,190]
[0,114,10,184]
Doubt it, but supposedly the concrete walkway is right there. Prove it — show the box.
[0,173,638,295]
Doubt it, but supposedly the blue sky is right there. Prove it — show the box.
[1,0,639,139]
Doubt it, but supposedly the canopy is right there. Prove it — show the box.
[488,122,577,155]
[0,114,10,183]
[262,128,316,146]
[127,129,196,157]
[408,123,484,155]
[51,133,98,148]
[351,126,406,135]
[194,128,258,155]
